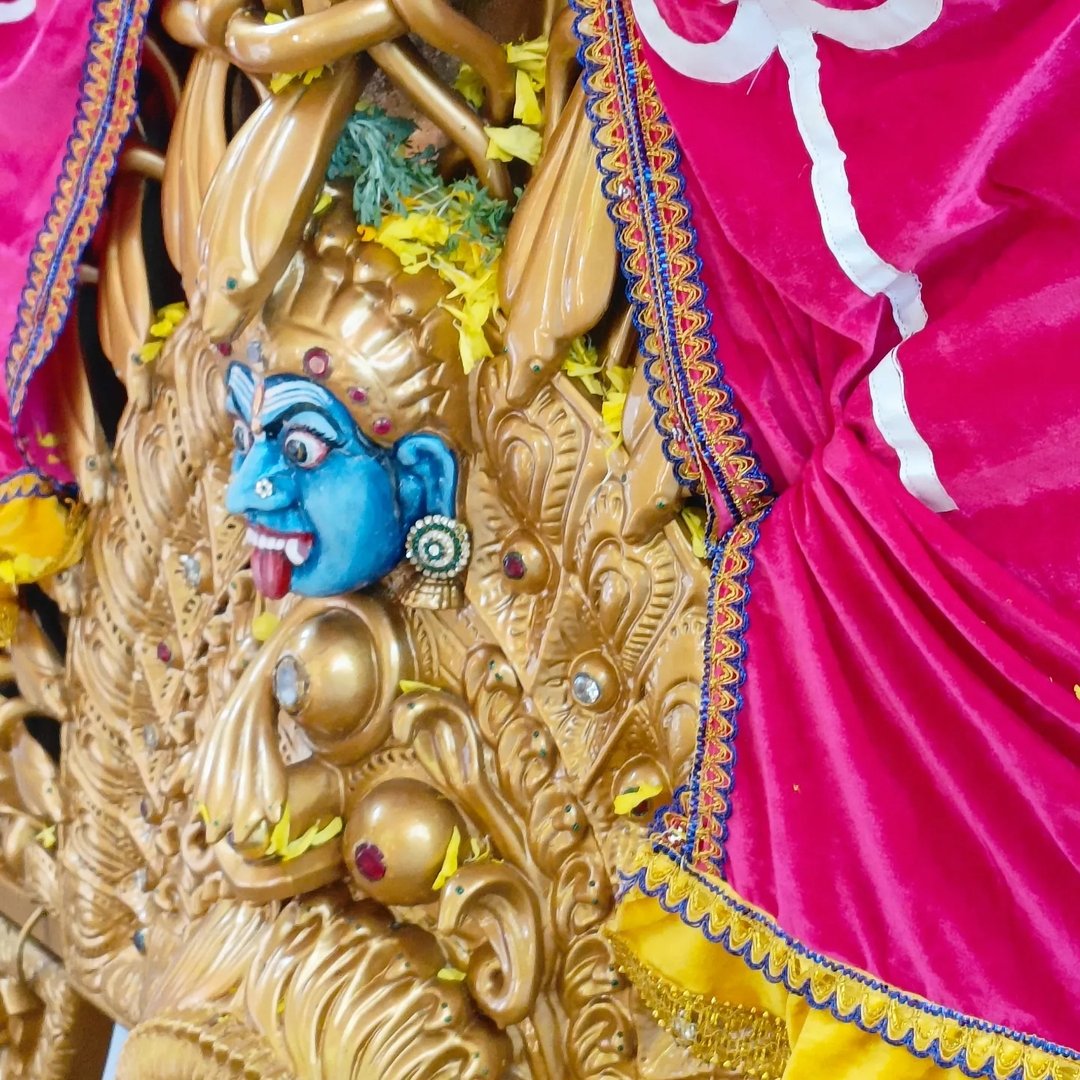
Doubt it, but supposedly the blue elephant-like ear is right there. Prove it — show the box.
[393,434,459,524]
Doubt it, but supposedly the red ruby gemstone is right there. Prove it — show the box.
[348,386,368,404]
[156,641,172,664]
[502,551,527,580]
[372,416,392,437]
[353,842,387,881]
[303,347,331,378]
[216,342,232,357]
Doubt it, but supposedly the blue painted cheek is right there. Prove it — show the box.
[289,453,406,596]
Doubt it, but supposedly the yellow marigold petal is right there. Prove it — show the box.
[437,966,467,982]
[432,825,462,890]
[302,66,324,85]
[267,804,291,857]
[606,365,633,394]
[159,301,188,325]
[282,824,319,861]
[563,358,602,378]
[138,340,163,364]
[505,36,548,89]
[454,62,485,109]
[455,317,493,375]
[35,825,56,849]
[357,224,376,241]
[263,11,285,23]
[399,679,442,694]
[513,69,543,127]
[313,192,333,215]
[681,507,708,560]
[613,783,663,816]
[568,336,599,368]
[311,816,343,846]
[35,431,60,448]
[149,319,174,338]
[197,803,210,826]
[484,125,542,166]
[269,71,296,95]
[1074,684,1080,701]
[602,391,626,436]
[252,611,280,642]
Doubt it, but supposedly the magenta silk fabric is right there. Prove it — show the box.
[0,0,113,488]
[638,0,1080,1051]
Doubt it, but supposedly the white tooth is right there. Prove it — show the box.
[271,537,286,551]
[257,533,273,550]
[285,538,305,566]
[246,528,257,546]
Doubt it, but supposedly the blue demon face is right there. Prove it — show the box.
[224,363,458,599]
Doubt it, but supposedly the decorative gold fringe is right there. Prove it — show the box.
[607,933,790,1079]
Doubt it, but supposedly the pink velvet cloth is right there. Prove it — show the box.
[1,0,142,491]
[642,0,1080,1051]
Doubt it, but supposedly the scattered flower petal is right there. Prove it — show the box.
[266,803,292,857]
[454,63,485,109]
[613,783,663,815]
[485,125,542,165]
[680,508,708,560]
[513,69,543,126]
[252,611,280,641]
[399,679,442,694]
[138,340,163,364]
[432,825,462,890]
[505,36,548,90]
[438,965,467,981]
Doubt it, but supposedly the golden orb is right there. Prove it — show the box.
[343,778,467,907]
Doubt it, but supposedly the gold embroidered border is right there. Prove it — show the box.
[608,934,790,1078]
[617,851,1080,1080]
[574,0,773,522]
[7,0,150,418]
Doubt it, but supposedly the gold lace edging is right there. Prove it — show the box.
[608,933,790,1078]
[615,850,1080,1080]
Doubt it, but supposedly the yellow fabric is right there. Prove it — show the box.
[610,852,1076,1079]
[612,894,956,1079]
[785,999,950,1080]
[0,489,73,579]
[0,479,87,646]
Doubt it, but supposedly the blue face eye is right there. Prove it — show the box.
[233,420,253,455]
[283,428,331,469]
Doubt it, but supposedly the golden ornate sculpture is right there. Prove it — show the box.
[0,1,728,1076]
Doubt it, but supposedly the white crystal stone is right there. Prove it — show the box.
[671,1012,698,1046]
[179,554,202,589]
[273,654,306,712]
[571,672,601,706]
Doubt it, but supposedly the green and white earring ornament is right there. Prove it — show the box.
[402,515,471,609]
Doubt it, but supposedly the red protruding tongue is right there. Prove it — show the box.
[251,546,293,599]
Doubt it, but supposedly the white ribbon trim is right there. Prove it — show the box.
[0,0,35,23]
[868,347,957,513]
[629,0,957,512]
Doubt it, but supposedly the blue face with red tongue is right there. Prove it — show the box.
[224,361,460,599]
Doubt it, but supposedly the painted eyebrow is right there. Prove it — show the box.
[225,366,256,418]
[261,403,344,442]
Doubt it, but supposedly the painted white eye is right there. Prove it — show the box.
[283,428,330,469]
[232,420,253,455]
